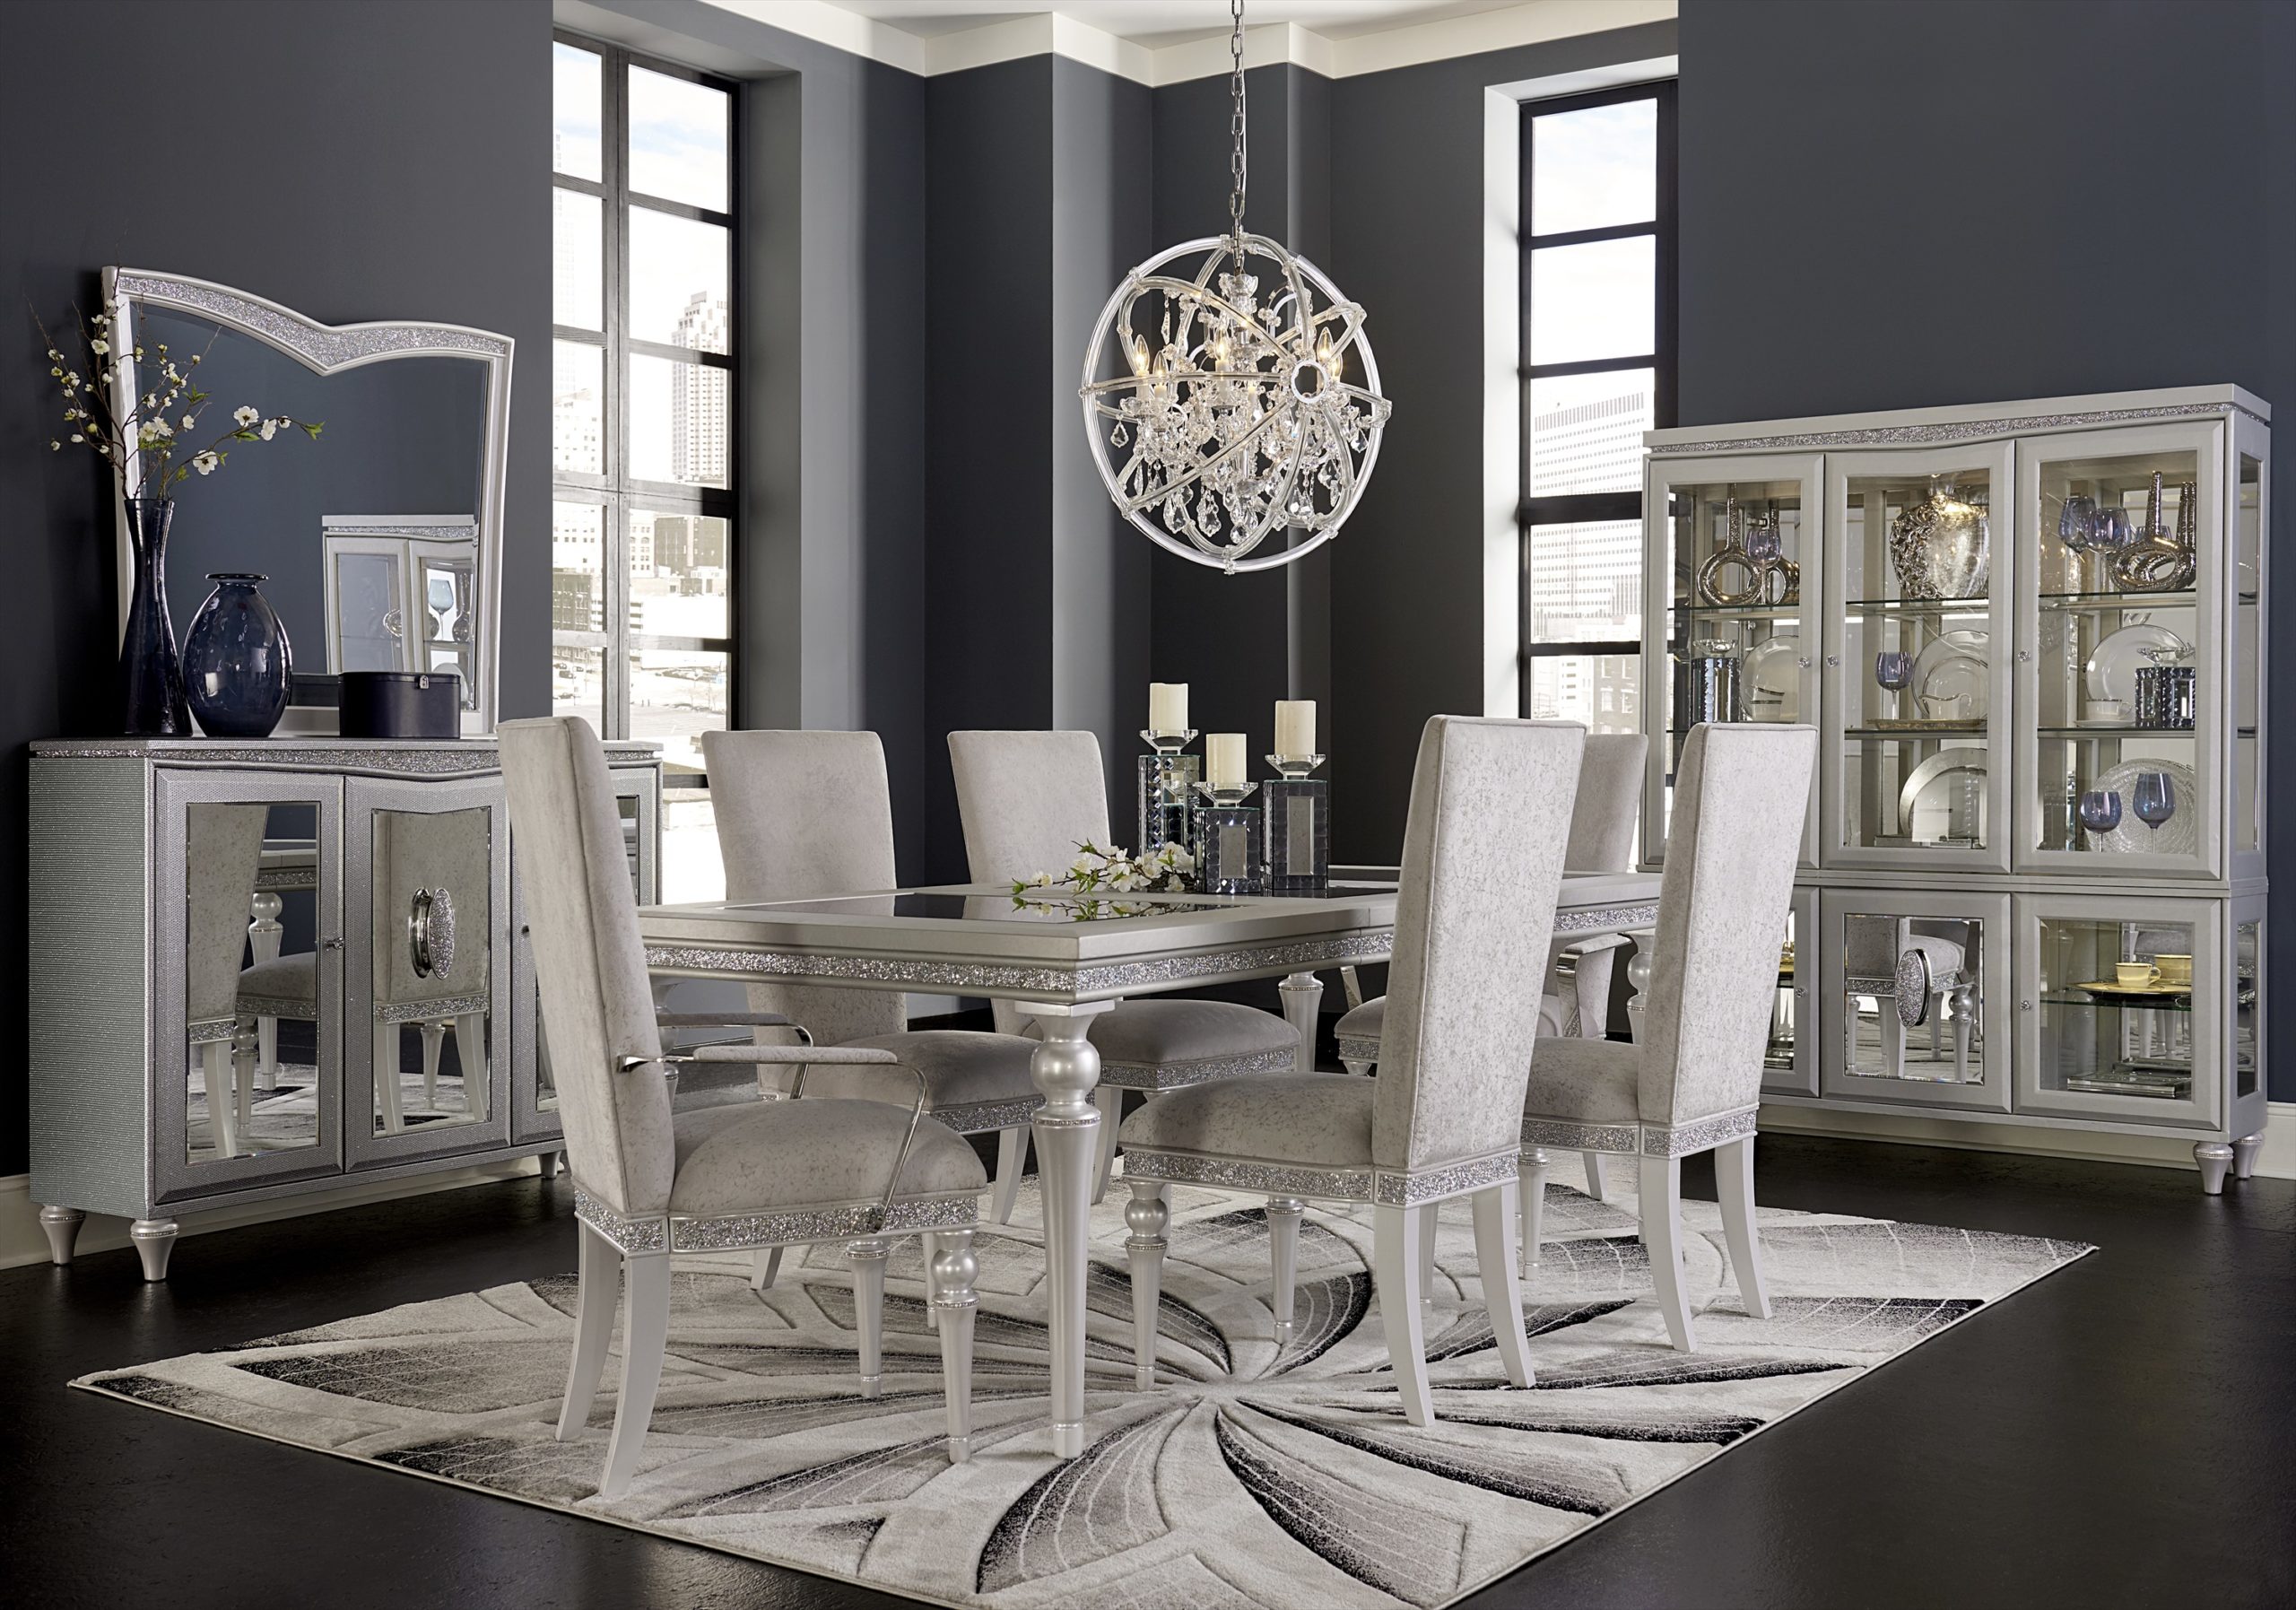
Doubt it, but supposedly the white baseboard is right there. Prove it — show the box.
[1759,1101,2292,1179]
[0,1157,550,1273]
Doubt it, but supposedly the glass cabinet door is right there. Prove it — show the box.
[153,771,345,1203]
[2013,422,2223,876]
[2230,416,2268,883]
[1643,453,1822,866]
[2013,895,2222,1128]
[1822,444,2014,871]
[1817,888,2012,1112]
[1762,885,1820,1097]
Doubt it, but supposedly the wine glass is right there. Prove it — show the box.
[2057,492,2097,551]
[1874,650,1914,721]
[1745,524,1782,564]
[2092,500,2135,552]
[2077,789,2123,840]
[2132,771,2177,830]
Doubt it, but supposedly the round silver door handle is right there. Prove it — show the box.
[409,888,457,979]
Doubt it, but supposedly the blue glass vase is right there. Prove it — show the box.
[120,496,189,735]
[182,572,293,738]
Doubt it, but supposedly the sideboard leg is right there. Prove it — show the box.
[539,1148,563,1180]
[39,1205,84,1265]
[130,1218,179,1282]
[2194,1141,2234,1196]
[2231,1134,2262,1181]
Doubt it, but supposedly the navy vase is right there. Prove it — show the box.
[182,572,293,738]
[120,496,189,735]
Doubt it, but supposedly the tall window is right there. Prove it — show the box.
[552,33,735,788]
[1518,83,1675,729]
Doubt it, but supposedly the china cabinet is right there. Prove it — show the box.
[28,737,660,1277]
[1642,387,2269,1190]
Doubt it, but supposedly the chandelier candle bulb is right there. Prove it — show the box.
[1274,700,1316,760]
[1149,683,1189,735]
[1206,733,1248,790]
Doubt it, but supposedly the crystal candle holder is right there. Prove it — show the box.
[1192,779,1261,894]
[1136,728,1199,863]
[1263,754,1328,892]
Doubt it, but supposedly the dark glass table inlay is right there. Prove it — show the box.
[720,892,1248,923]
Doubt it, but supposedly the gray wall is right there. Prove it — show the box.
[1674,0,2296,1099]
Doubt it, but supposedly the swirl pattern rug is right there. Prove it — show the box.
[75,1176,2091,1609]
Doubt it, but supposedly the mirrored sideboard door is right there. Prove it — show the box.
[344,775,512,1166]
[153,770,346,1204]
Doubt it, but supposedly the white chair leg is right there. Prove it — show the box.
[596,1250,671,1498]
[1373,1205,1433,1426]
[1519,1150,1549,1277]
[558,1220,619,1439]
[990,1124,1028,1225]
[457,1011,490,1119]
[750,1246,782,1291]
[1266,1196,1304,1344]
[233,1027,256,1138]
[1881,1001,1907,1080]
[1418,1198,1439,1308]
[1126,1179,1169,1388]
[921,1231,943,1329]
[420,1021,446,1110]
[1929,1001,1944,1059]
[201,1041,239,1160]
[374,1023,404,1134]
[1952,996,1973,1081]
[256,1014,278,1092]
[850,1237,891,1397]
[931,1230,978,1462]
[1713,1135,1771,1319]
[1091,1086,1123,1205]
[1580,1150,1609,1202]
[1638,1154,1695,1353]
[1471,1182,1535,1388]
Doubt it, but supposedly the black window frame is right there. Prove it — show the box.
[1518,79,1677,718]
[552,29,739,779]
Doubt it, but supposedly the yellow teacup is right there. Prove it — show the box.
[2115,961,2158,988]
[2152,953,2193,985]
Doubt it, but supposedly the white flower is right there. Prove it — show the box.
[233,405,259,428]
[46,349,59,361]
[259,420,278,440]
[69,432,83,443]
[65,371,79,387]
[88,338,109,354]
[49,439,60,451]
[1162,844,1196,875]
[1108,867,1141,892]
[191,452,220,475]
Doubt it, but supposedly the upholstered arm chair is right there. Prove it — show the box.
[947,730,1300,1200]
[1518,723,1815,1353]
[501,718,985,1501]
[1119,718,1584,1423]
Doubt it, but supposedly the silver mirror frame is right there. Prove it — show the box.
[103,266,513,734]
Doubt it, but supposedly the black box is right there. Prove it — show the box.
[338,670,462,739]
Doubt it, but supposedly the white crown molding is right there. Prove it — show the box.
[699,0,1675,84]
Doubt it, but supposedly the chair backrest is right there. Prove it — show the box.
[1565,732,1648,872]
[499,717,674,1216]
[186,803,268,1029]
[703,728,908,1046]
[1372,718,1584,1176]
[1638,723,1816,1128]
[948,729,1113,1036]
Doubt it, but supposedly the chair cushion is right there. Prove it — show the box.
[236,952,315,1003]
[668,1098,986,1216]
[1091,998,1297,1067]
[1118,1073,1374,1168]
[1520,1036,1640,1128]
[818,1029,1039,1113]
[1335,995,1384,1042]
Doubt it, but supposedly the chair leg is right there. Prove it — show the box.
[1638,1154,1695,1353]
[1091,1086,1123,1205]
[420,1021,446,1110]
[1373,1205,1433,1425]
[1519,1150,1549,1277]
[256,1014,278,1092]
[990,1125,1028,1225]
[558,1220,619,1440]
[233,1027,256,1138]
[849,1237,891,1397]
[931,1230,978,1462]
[374,1023,404,1134]
[1471,1182,1535,1388]
[596,1250,671,1499]
[1881,998,1906,1080]
[1126,1180,1170,1388]
[1581,1150,1609,1202]
[1952,992,1973,1081]
[457,1011,490,1119]
[1417,1199,1439,1307]
[1713,1136,1771,1319]
[201,1041,239,1160]
[1266,1196,1304,1344]
[750,1246,782,1291]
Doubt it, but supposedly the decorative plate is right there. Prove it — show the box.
[2083,758,2199,858]
[1897,746,1988,846]
[2084,623,2187,702]
[1742,635,1801,721]
[1911,630,1988,721]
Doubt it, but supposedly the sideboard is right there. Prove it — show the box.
[29,737,661,1278]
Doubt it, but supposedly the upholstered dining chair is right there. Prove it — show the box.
[948,729,1300,1199]
[186,804,269,1159]
[1518,722,1815,1353]
[704,728,1043,1294]
[1335,731,1649,1201]
[1119,717,1584,1423]
[501,717,985,1500]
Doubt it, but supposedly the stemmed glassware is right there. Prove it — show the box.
[1874,650,1914,720]
[2132,771,2177,830]
[2077,788,2123,840]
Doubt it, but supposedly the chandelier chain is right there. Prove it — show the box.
[1228,0,1247,261]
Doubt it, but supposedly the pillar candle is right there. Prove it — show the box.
[1149,682,1189,733]
[1206,732,1247,788]
[1274,700,1316,758]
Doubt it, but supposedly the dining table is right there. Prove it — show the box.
[639,866,1662,1460]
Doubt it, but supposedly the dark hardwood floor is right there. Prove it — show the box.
[4,1135,2290,1610]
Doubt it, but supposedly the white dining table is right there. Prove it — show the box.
[639,867,1661,1459]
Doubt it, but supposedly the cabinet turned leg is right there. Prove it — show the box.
[2194,1142,2235,1196]
[39,1205,84,1265]
[2231,1134,2263,1181]
[130,1218,179,1282]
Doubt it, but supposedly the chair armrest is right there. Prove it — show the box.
[682,1044,900,1066]
[655,1010,801,1029]
[1557,932,1634,958]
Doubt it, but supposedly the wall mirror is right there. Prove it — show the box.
[106,267,511,732]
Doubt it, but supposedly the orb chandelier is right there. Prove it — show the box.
[1077,0,1391,574]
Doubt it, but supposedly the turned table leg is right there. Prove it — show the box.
[1017,999,1114,1460]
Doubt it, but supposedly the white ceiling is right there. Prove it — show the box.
[826,2,1532,47]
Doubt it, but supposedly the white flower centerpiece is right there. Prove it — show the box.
[1012,839,1197,918]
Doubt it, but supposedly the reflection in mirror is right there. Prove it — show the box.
[372,806,492,1136]
[2037,917,2195,1102]
[1842,913,1984,1085]
[186,802,324,1162]
[322,518,480,709]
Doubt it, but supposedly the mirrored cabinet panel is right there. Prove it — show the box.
[1761,887,1819,1097]
[1816,886,2010,1111]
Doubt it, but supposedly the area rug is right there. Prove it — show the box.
[75,1175,2092,1609]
